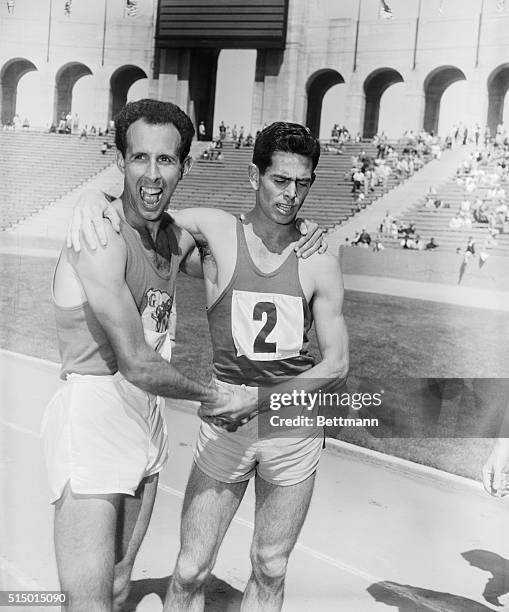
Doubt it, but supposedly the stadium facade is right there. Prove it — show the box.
[1,0,509,137]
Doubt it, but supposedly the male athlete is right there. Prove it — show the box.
[72,121,348,611]
[44,99,257,612]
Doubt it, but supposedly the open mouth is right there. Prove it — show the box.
[140,186,163,208]
[275,202,296,216]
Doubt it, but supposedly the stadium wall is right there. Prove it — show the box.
[2,0,509,136]
[339,246,509,292]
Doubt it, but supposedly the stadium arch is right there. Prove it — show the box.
[0,58,37,125]
[423,65,466,135]
[362,68,404,139]
[109,64,148,121]
[305,69,345,138]
[53,62,93,125]
[487,64,509,137]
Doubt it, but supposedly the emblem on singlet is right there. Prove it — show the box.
[231,289,304,361]
[141,288,174,333]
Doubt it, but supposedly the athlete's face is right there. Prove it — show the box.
[249,152,314,225]
[117,118,191,224]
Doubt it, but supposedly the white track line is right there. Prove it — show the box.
[157,482,384,584]
[0,348,59,368]
[0,417,41,439]
[0,557,46,591]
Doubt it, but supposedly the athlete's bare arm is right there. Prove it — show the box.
[65,221,225,405]
[200,253,349,424]
[66,189,327,258]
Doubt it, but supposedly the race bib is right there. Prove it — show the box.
[231,290,304,361]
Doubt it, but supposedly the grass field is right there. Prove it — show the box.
[2,251,508,480]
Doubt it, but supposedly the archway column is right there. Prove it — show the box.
[402,85,425,133]
[251,48,286,133]
[344,75,365,136]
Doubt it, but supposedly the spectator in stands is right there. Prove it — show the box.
[425,237,438,250]
[413,235,424,250]
[380,210,393,236]
[79,127,88,141]
[90,125,97,135]
[219,121,226,140]
[354,191,365,211]
[22,117,30,131]
[459,199,472,221]
[355,228,371,247]
[244,133,254,147]
[372,235,384,252]
[351,168,364,194]
[449,213,463,230]
[425,185,438,208]
[400,233,414,249]
[198,121,206,141]
[12,113,22,131]
[101,141,108,155]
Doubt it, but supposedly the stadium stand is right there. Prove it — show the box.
[170,141,403,229]
[1,136,407,232]
[0,131,115,230]
[379,150,509,256]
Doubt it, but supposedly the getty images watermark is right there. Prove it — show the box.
[257,378,509,439]
[267,388,382,427]
[257,380,382,438]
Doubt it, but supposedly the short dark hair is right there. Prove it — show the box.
[115,99,195,163]
[252,122,320,175]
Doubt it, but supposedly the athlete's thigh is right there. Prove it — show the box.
[116,473,158,559]
[251,473,316,556]
[54,484,121,595]
[179,463,248,563]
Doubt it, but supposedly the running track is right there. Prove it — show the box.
[1,349,509,611]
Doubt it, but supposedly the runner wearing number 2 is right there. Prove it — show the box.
[164,122,349,611]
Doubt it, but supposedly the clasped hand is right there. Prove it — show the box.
[199,384,258,432]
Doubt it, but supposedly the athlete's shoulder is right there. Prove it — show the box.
[299,251,341,274]
[68,219,127,272]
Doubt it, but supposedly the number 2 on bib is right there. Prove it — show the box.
[231,290,304,361]
[253,302,277,353]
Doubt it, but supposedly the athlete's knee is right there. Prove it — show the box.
[173,552,213,591]
[250,546,289,586]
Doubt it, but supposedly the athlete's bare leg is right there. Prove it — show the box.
[241,473,316,612]
[54,484,121,612]
[164,464,248,612]
[113,474,159,611]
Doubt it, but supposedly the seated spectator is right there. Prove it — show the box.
[449,213,463,230]
[400,234,414,249]
[459,199,472,219]
[354,228,371,247]
[425,237,438,250]
[413,235,424,250]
